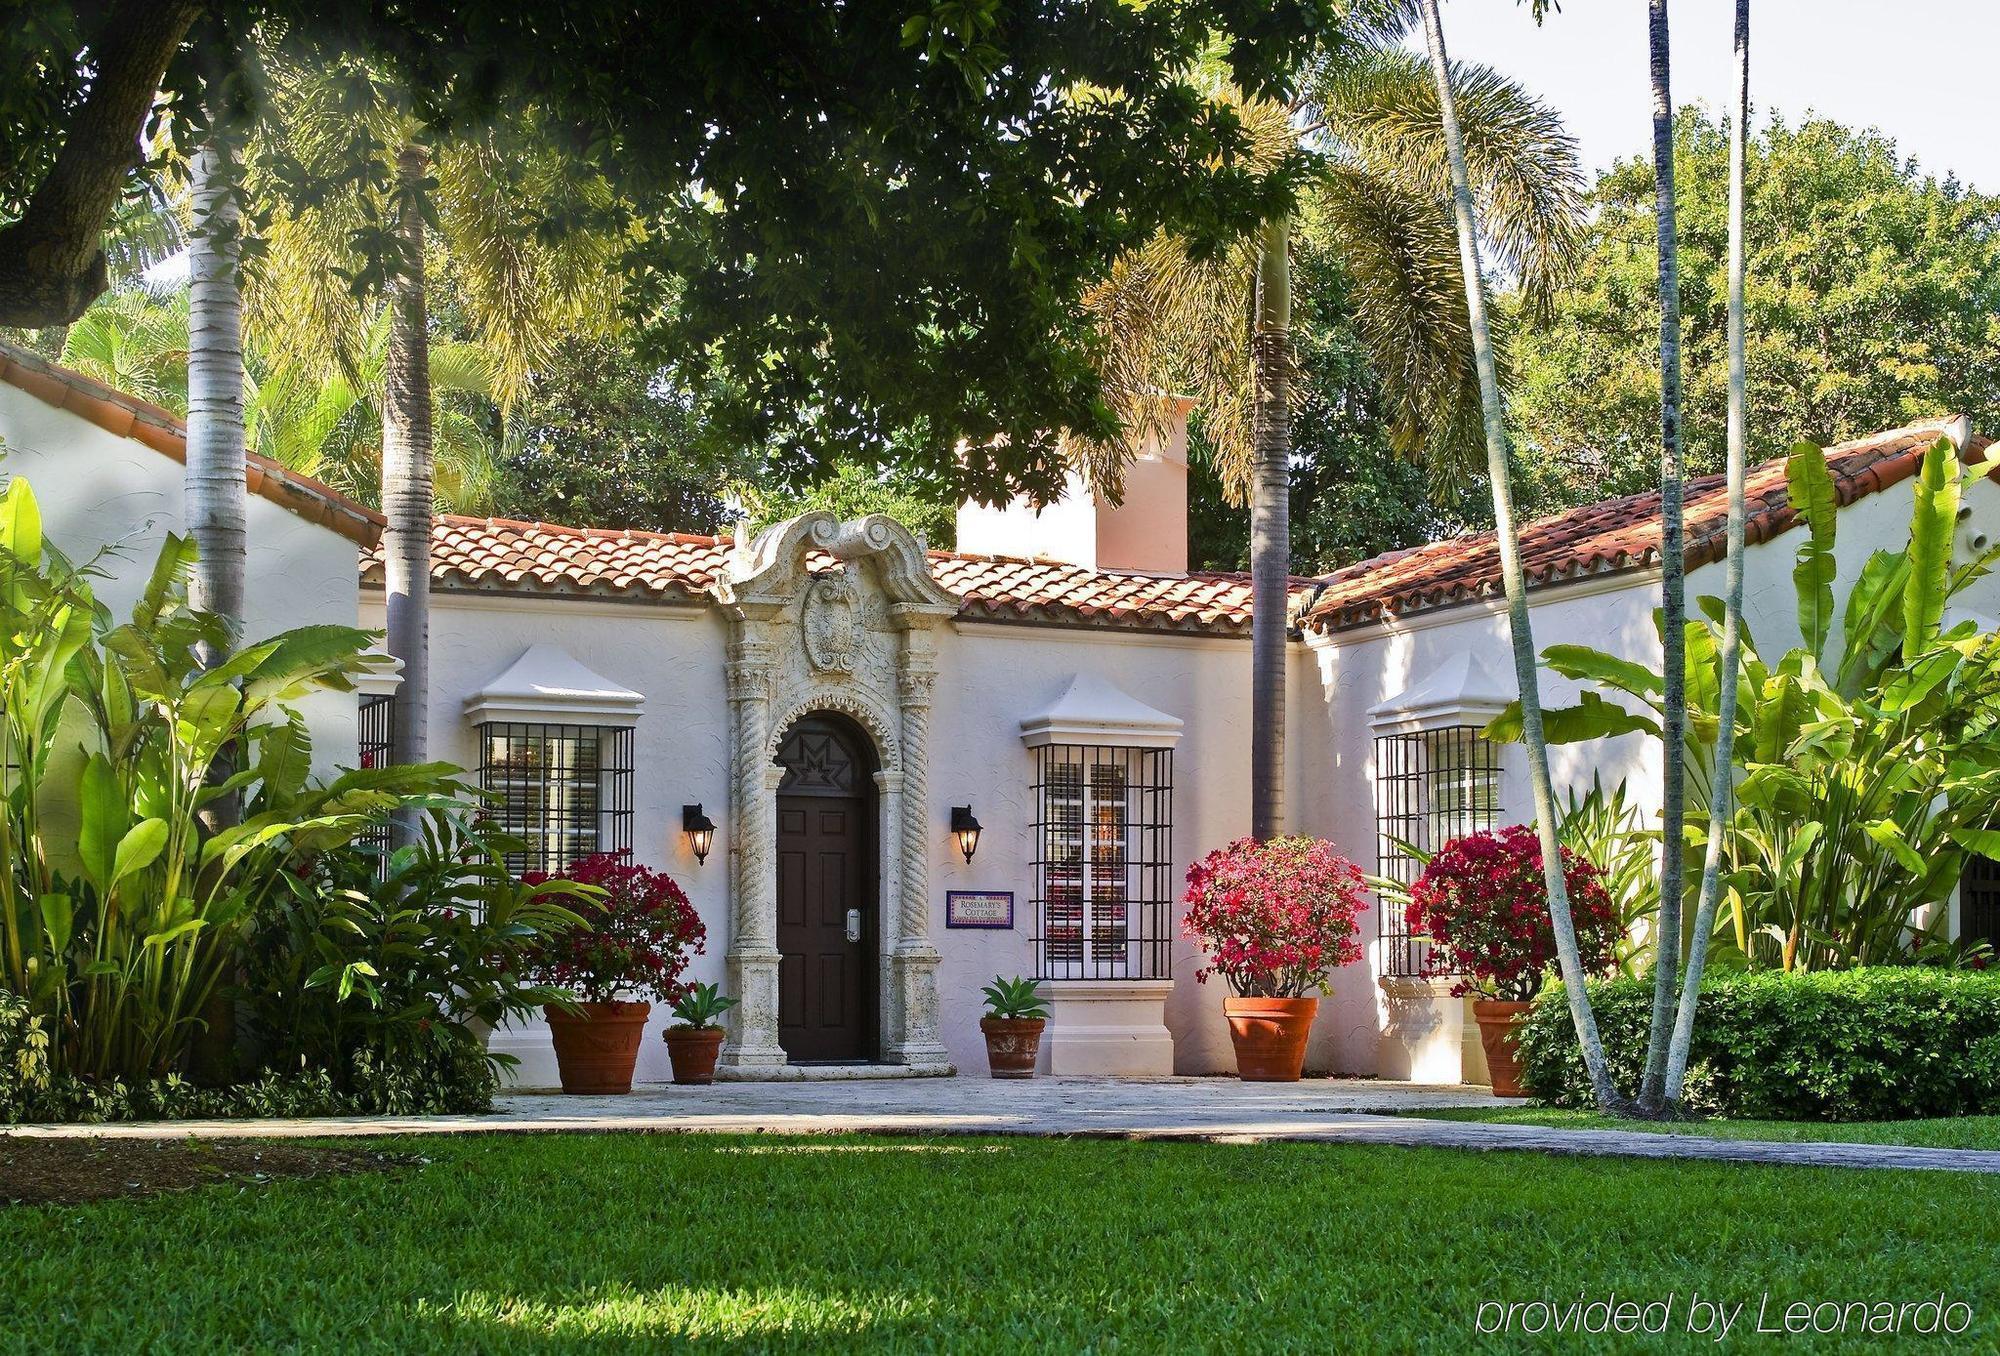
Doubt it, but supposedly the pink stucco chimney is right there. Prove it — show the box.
[954,401,1191,573]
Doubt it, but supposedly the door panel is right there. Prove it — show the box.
[777,793,872,1060]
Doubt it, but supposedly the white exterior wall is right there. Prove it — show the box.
[928,624,1255,1074]
[0,382,365,771]
[393,586,1263,1082]
[361,591,733,1087]
[1298,465,2000,1080]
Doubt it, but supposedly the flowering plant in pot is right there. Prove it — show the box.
[978,976,1050,1079]
[1182,836,1366,1081]
[662,982,738,1086]
[522,855,706,1094]
[1405,824,1619,1096]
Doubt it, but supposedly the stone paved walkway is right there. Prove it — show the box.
[7,1076,1999,1174]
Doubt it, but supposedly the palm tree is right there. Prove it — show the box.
[184,131,246,669]
[1248,214,1291,840]
[1666,0,1751,1108]
[1639,0,1689,1113]
[53,283,502,512]
[243,52,621,775]
[1414,0,1624,1111]
[1082,29,1587,839]
[379,142,433,780]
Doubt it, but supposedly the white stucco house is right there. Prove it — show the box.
[4,341,1996,1086]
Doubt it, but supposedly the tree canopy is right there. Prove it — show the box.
[3,0,1332,504]
[1509,111,2000,509]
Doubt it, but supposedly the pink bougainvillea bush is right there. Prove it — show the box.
[521,855,706,1005]
[1406,825,1619,1002]
[1182,836,1367,998]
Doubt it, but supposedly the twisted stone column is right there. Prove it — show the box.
[719,630,787,1072]
[886,624,951,1069]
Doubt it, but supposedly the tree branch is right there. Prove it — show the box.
[0,0,201,327]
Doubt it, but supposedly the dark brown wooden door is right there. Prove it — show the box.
[777,794,872,1060]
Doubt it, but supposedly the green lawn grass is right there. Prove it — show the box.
[9,1133,1999,1353]
[1408,1106,2000,1151]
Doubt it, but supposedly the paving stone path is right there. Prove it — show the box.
[8,1076,1999,1174]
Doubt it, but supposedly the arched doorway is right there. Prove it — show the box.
[773,714,879,1061]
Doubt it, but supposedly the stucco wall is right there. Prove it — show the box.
[378,460,2000,1086]
[927,623,1257,1074]
[388,586,1265,1081]
[1297,463,2000,1077]
[361,591,733,1086]
[0,382,365,771]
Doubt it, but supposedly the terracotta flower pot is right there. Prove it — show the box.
[980,1016,1046,1079]
[1224,996,1318,1082]
[544,1000,650,1095]
[664,1026,726,1085]
[1473,998,1534,1097]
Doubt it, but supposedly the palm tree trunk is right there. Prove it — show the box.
[185,110,246,1086]
[1249,214,1292,842]
[1640,0,1689,1113]
[1665,0,1750,1107]
[382,142,434,820]
[1418,0,1624,1111]
[185,137,246,665]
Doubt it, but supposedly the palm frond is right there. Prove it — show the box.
[1310,48,1587,317]
[1311,164,1490,488]
[1075,94,1295,504]
[433,408,501,513]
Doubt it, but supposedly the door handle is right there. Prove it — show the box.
[845,908,862,943]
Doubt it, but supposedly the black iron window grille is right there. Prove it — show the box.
[1374,725,1502,977]
[355,694,397,875]
[1030,743,1172,981]
[358,694,394,770]
[477,721,635,875]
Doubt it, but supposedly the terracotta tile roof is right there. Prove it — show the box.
[933,552,1310,633]
[0,342,386,547]
[1300,418,1994,634]
[366,515,1313,635]
[381,516,735,603]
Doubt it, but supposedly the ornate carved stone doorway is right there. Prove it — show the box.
[713,513,957,1075]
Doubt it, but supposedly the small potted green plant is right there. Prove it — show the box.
[662,981,738,1085]
[979,976,1050,1079]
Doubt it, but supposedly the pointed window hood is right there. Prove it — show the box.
[355,646,404,699]
[463,644,645,726]
[1019,673,1183,749]
[1367,652,1515,735]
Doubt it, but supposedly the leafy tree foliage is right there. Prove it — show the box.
[490,335,737,535]
[1511,112,2000,509]
[4,0,1328,506]
[740,461,958,550]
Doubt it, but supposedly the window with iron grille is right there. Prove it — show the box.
[357,694,394,770]
[355,695,397,874]
[1374,725,1502,977]
[1030,744,1172,980]
[476,721,634,875]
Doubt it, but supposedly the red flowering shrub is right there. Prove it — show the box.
[521,855,706,1004]
[1182,836,1367,997]
[1406,825,1619,1001]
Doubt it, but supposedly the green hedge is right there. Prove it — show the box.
[1519,969,2000,1120]
[0,991,497,1125]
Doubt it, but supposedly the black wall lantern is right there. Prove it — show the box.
[950,805,982,863]
[682,804,716,864]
